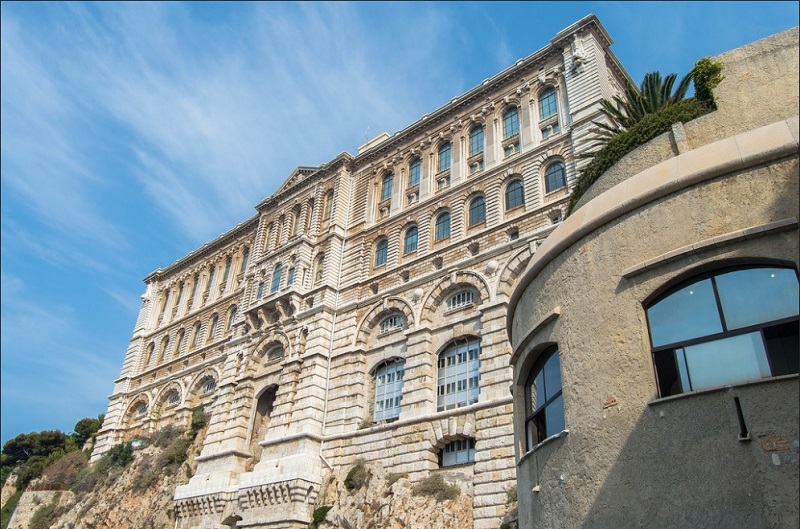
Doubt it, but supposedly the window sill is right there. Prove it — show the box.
[648,373,799,406]
[518,429,569,467]
[444,302,475,316]
[543,186,566,198]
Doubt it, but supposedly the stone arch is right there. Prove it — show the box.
[246,382,279,471]
[126,394,151,422]
[427,416,477,453]
[355,297,415,347]
[154,380,186,410]
[421,271,491,325]
[496,246,534,298]
[250,330,292,363]
[189,367,221,405]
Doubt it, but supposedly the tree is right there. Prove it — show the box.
[73,417,102,446]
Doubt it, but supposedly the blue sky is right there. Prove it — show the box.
[2,1,798,446]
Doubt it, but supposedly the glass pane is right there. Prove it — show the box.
[683,332,770,391]
[543,351,562,400]
[544,395,565,437]
[532,369,545,413]
[647,279,722,347]
[715,268,799,330]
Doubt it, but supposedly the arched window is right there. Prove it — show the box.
[379,314,405,334]
[446,290,475,310]
[207,316,219,342]
[201,377,217,394]
[158,337,169,363]
[505,179,525,210]
[290,207,301,237]
[469,196,486,226]
[192,322,202,347]
[190,273,200,307]
[438,142,451,173]
[469,125,484,156]
[435,211,451,241]
[437,337,480,411]
[174,329,185,357]
[135,402,148,417]
[305,199,315,233]
[373,360,405,422]
[539,86,558,119]
[271,264,283,293]
[240,247,250,274]
[404,226,418,254]
[408,157,421,187]
[381,172,393,202]
[144,342,155,368]
[175,282,184,312]
[227,307,237,330]
[322,190,334,222]
[375,238,389,267]
[222,256,232,285]
[287,267,296,286]
[166,390,181,407]
[257,282,265,299]
[439,437,476,467]
[647,266,799,398]
[205,266,215,295]
[525,346,564,450]
[315,253,325,282]
[266,345,285,362]
[159,291,170,321]
[503,107,519,138]
[544,162,566,193]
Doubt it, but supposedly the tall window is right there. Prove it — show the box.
[440,438,476,467]
[144,342,155,367]
[315,254,325,282]
[544,162,566,193]
[227,307,237,330]
[202,377,217,394]
[323,190,334,221]
[437,337,480,411]
[287,267,295,286]
[192,322,202,347]
[290,208,300,237]
[438,142,451,173]
[207,316,219,342]
[223,257,232,285]
[505,179,525,210]
[374,360,405,422]
[240,247,250,274]
[408,157,421,187]
[375,238,389,267]
[404,226,418,254]
[469,125,484,156]
[503,107,519,138]
[469,196,486,226]
[159,291,170,321]
[539,87,558,119]
[381,173,393,202]
[647,266,799,397]
[158,337,169,363]
[257,282,265,299]
[205,266,215,295]
[271,264,283,293]
[525,346,565,450]
[435,211,451,241]
[175,282,184,312]
[174,330,185,357]
[190,273,200,306]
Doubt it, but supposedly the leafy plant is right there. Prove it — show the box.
[191,406,208,434]
[343,460,368,491]
[411,473,460,502]
[506,484,517,504]
[309,505,332,528]
[29,499,58,529]
[0,489,23,529]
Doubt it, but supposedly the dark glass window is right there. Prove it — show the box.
[469,126,484,156]
[505,179,525,210]
[435,211,451,241]
[544,162,566,193]
[409,158,421,187]
[375,238,389,266]
[404,226,418,254]
[503,107,519,138]
[381,172,393,202]
[469,196,486,226]
[525,346,565,450]
[270,264,282,293]
[647,266,799,397]
[438,142,451,172]
[539,87,558,119]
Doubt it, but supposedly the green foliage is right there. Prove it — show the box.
[29,500,58,529]
[691,57,724,109]
[151,425,185,449]
[568,97,712,214]
[1,489,23,529]
[1,430,70,468]
[94,441,134,476]
[191,406,208,434]
[506,484,517,504]
[343,460,368,491]
[155,433,193,473]
[73,418,102,446]
[385,472,407,487]
[308,505,332,528]
[411,473,460,502]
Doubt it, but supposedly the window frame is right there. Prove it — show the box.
[468,195,486,227]
[544,162,566,194]
[381,172,394,202]
[375,238,389,267]
[503,106,520,139]
[408,157,421,187]
[270,263,283,293]
[439,437,476,467]
[404,226,418,254]
[539,86,558,120]
[505,179,525,210]
[469,125,484,157]
[436,336,481,412]
[524,346,565,450]
[435,211,451,241]
[438,142,451,173]
[373,359,405,422]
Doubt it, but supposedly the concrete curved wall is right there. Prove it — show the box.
[508,28,799,529]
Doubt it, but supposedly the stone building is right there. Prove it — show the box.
[508,27,799,528]
[93,15,632,528]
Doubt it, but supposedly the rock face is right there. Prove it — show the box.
[314,463,476,529]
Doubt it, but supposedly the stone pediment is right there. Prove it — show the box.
[272,166,319,198]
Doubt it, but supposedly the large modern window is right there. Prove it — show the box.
[469,125,484,156]
[374,360,405,422]
[439,437,476,467]
[503,107,519,138]
[647,266,799,398]
[438,142,451,173]
[375,238,389,267]
[544,162,566,193]
[271,264,282,293]
[469,196,486,226]
[435,211,451,241]
[404,226,418,254]
[525,346,565,450]
[409,157,421,187]
[539,87,558,119]
[505,179,525,210]
[381,172,394,202]
[437,337,480,411]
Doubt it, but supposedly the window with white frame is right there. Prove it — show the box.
[447,290,475,310]
[381,172,394,202]
[505,179,525,210]
[437,337,480,411]
[439,437,476,467]
[373,360,405,422]
[379,314,404,334]
[647,266,799,398]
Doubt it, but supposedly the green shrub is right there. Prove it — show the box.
[155,434,193,473]
[38,450,88,490]
[308,505,332,528]
[411,473,460,502]
[568,97,712,214]
[692,57,724,110]
[1,489,23,529]
[29,500,58,529]
[151,425,185,448]
[191,406,208,434]
[385,472,407,487]
[343,461,368,491]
